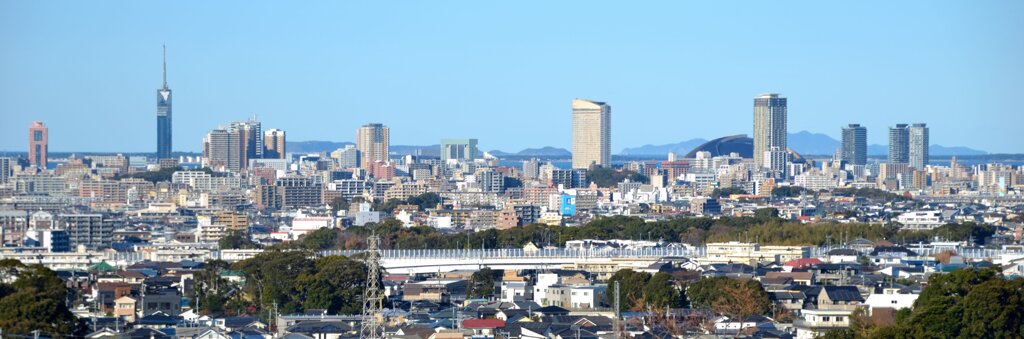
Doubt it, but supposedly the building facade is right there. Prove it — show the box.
[908,123,929,169]
[29,121,48,169]
[263,128,286,159]
[888,124,909,164]
[753,94,787,168]
[440,138,479,162]
[841,124,867,165]
[357,123,389,169]
[571,99,611,169]
[203,128,241,171]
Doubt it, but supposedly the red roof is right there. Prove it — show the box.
[461,319,505,329]
[784,258,822,269]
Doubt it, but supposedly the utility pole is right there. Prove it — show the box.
[361,233,385,339]
[272,301,279,334]
[614,281,623,338]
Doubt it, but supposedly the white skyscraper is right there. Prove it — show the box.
[572,99,611,169]
[908,123,929,169]
[753,93,787,168]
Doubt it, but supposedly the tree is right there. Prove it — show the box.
[234,250,316,315]
[607,269,653,311]
[0,260,84,337]
[710,187,747,199]
[687,277,770,318]
[219,231,260,249]
[587,168,649,187]
[643,272,684,309]
[301,227,339,250]
[408,192,442,210]
[297,256,367,314]
[872,267,1024,338]
[753,207,780,221]
[330,196,351,215]
[191,260,237,315]
[771,186,806,198]
[467,267,501,299]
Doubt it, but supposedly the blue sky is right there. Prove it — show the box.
[1,1,1022,153]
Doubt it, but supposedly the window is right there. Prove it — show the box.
[836,317,845,322]
[33,130,43,141]
[823,316,831,322]
[891,300,898,304]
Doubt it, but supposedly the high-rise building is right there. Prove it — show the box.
[440,138,479,162]
[888,124,910,164]
[522,158,541,179]
[753,93,787,168]
[763,146,789,179]
[203,128,240,171]
[571,99,611,169]
[356,123,389,169]
[908,123,929,169]
[263,129,286,159]
[61,214,113,250]
[330,145,361,169]
[28,121,48,169]
[0,158,11,184]
[156,45,173,159]
[841,124,867,165]
[202,119,263,172]
[231,118,262,165]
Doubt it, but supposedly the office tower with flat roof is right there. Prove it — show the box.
[28,121,48,169]
[908,123,929,169]
[357,123,389,169]
[888,124,910,164]
[203,128,241,172]
[0,158,11,184]
[331,145,360,169]
[841,124,867,165]
[522,158,540,179]
[231,118,262,166]
[753,93,787,168]
[440,138,479,162]
[156,45,173,159]
[571,99,611,169]
[763,146,789,179]
[61,214,113,250]
[264,128,286,159]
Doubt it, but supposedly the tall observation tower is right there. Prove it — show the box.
[156,45,173,159]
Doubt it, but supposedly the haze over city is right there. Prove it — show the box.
[1,2,1024,339]
[2,1,1023,153]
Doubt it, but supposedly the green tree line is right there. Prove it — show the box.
[280,214,996,251]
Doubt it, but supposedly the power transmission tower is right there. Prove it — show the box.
[360,233,385,339]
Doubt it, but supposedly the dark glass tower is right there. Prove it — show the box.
[156,45,173,159]
[841,124,867,165]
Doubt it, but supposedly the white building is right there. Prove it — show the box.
[500,281,529,302]
[896,210,954,230]
[864,288,918,314]
[543,284,606,308]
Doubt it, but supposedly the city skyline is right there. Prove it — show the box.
[1,2,1022,154]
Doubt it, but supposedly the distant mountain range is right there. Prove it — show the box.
[286,141,440,156]
[618,138,708,156]
[489,147,572,157]
[289,131,988,159]
[620,131,987,156]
